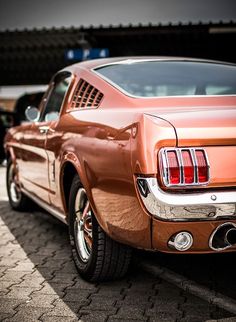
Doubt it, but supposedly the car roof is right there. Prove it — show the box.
[68,56,236,71]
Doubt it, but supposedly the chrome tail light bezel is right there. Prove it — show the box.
[159,147,210,187]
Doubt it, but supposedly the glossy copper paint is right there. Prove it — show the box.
[152,217,236,253]
[4,57,236,253]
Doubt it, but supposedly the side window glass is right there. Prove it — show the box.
[41,72,71,121]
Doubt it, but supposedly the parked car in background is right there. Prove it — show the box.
[0,108,15,164]
[4,57,236,281]
[0,92,44,164]
[14,91,44,125]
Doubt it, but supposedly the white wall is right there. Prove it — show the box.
[0,85,48,99]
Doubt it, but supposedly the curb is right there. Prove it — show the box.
[140,260,236,316]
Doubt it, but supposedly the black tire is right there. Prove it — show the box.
[6,160,30,211]
[68,175,132,282]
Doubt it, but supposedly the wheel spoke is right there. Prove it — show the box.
[82,201,90,219]
[74,188,93,262]
[84,224,92,239]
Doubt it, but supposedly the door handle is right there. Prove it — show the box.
[39,126,49,134]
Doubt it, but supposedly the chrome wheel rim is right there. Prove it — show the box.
[74,188,92,262]
[8,164,21,203]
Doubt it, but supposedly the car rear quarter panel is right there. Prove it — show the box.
[57,108,159,249]
[56,69,176,249]
[130,114,177,175]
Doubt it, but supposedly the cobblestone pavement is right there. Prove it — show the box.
[0,165,235,322]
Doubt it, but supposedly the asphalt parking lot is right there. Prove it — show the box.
[0,165,236,322]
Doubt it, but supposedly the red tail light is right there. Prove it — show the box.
[167,151,180,184]
[182,150,194,184]
[160,148,209,187]
[195,150,208,183]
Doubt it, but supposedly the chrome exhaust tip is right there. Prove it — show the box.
[225,228,236,246]
[209,222,236,251]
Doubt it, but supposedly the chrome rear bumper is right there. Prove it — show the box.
[136,177,236,221]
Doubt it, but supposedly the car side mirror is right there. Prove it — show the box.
[45,111,59,122]
[25,106,40,122]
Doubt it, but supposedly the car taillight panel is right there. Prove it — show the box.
[160,148,210,187]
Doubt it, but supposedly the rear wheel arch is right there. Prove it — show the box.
[60,155,114,239]
[61,161,79,215]
[60,153,97,221]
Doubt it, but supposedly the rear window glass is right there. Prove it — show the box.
[95,61,236,97]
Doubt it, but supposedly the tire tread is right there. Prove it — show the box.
[69,175,132,282]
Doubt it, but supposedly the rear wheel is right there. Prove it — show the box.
[6,160,29,210]
[69,175,132,282]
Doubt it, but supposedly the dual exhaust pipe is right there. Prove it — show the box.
[225,227,236,245]
[210,223,236,251]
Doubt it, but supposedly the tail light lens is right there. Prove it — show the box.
[195,150,208,183]
[167,151,180,184]
[182,150,195,184]
[160,148,209,187]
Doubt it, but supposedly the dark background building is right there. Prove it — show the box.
[0,0,235,160]
[0,0,235,86]
[1,22,236,86]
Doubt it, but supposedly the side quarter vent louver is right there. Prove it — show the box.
[71,79,103,109]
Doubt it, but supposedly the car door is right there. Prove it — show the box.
[20,71,72,205]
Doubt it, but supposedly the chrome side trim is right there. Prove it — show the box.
[136,177,236,221]
[22,188,67,224]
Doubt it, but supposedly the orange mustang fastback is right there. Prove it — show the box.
[4,57,236,281]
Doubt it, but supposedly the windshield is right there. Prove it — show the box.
[95,60,236,97]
